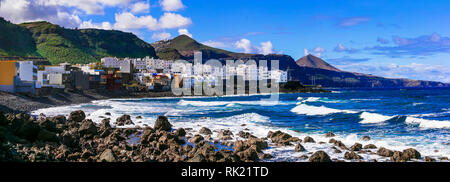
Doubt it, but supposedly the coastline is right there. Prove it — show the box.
[2,88,447,162]
[0,86,329,114]
[1,110,446,162]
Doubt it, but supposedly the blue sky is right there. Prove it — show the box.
[1,0,450,82]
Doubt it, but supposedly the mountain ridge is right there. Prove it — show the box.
[0,18,157,64]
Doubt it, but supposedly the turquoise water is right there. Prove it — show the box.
[33,88,450,161]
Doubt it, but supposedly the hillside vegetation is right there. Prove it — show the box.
[0,18,157,64]
[0,18,40,57]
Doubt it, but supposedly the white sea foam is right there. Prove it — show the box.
[177,100,287,107]
[296,97,347,103]
[30,97,450,162]
[297,97,321,103]
[405,117,450,129]
[410,110,450,117]
[359,112,394,124]
[291,104,357,116]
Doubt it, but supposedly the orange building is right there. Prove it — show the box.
[0,60,19,93]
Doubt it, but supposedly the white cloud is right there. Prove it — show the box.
[202,40,227,48]
[38,0,135,15]
[334,43,347,52]
[304,48,310,56]
[158,12,191,29]
[130,1,150,13]
[160,0,185,11]
[304,47,326,57]
[0,0,82,28]
[0,0,193,37]
[80,20,112,29]
[258,41,274,55]
[235,38,254,53]
[152,32,171,40]
[178,28,192,37]
[113,12,158,31]
[234,39,275,55]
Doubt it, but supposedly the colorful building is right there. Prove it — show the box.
[0,60,19,93]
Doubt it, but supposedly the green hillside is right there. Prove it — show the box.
[152,35,238,59]
[0,18,157,64]
[19,21,156,64]
[0,18,40,57]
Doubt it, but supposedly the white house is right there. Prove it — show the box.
[18,61,37,82]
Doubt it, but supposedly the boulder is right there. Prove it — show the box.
[350,143,363,151]
[61,130,79,148]
[174,128,186,137]
[308,151,331,162]
[14,120,40,142]
[377,147,394,157]
[304,136,315,143]
[37,118,57,132]
[424,156,435,162]
[344,151,363,160]
[78,119,98,137]
[188,154,206,162]
[116,115,134,126]
[238,131,256,139]
[402,148,421,160]
[218,130,233,140]
[99,149,116,162]
[363,144,377,149]
[154,116,172,131]
[294,144,306,152]
[36,129,58,142]
[233,138,268,153]
[333,140,348,150]
[267,130,294,145]
[325,132,335,137]
[68,110,86,123]
[391,151,406,162]
[361,136,371,141]
[199,127,212,135]
[247,138,268,152]
[188,135,204,144]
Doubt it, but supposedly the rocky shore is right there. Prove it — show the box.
[0,110,446,162]
[0,90,177,114]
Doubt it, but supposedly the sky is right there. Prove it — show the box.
[1,0,450,82]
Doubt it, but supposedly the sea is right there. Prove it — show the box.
[32,88,450,162]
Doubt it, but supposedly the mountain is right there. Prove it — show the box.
[152,35,301,75]
[154,35,448,88]
[0,17,40,57]
[295,55,448,88]
[0,18,156,64]
[296,54,341,72]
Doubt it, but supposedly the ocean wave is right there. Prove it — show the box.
[291,104,357,116]
[296,97,347,103]
[177,100,287,107]
[405,117,450,129]
[359,112,394,124]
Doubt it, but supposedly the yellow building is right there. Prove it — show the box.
[0,60,19,93]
